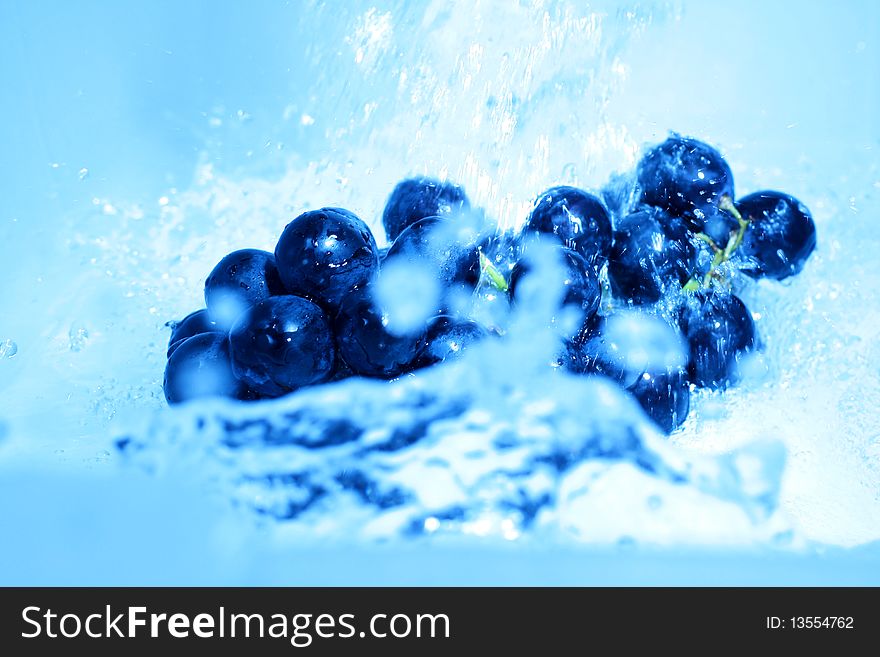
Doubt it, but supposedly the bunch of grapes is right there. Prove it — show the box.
[163,133,816,435]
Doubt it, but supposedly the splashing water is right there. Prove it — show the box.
[117,321,791,546]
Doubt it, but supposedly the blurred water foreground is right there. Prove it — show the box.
[1,0,880,583]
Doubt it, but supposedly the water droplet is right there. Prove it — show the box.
[0,339,17,358]
[69,325,89,352]
[617,535,637,549]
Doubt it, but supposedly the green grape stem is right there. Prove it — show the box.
[479,251,509,293]
[694,231,721,253]
[719,194,750,256]
[691,193,752,290]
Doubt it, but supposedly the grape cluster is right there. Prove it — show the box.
[163,135,816,436]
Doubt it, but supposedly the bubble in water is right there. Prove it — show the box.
[736,351,771,386]
[601,311,688,374]
[69,325,89,352]
[507,239,569,317]
[207,290,250,331]
[0,339,17,358]
[373,259,441,336]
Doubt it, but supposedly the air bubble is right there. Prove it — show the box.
[69,325,90,352]
[0,339,17,358]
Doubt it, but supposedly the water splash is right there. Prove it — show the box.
[118,332,790,545]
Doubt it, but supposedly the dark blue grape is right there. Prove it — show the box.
[678,290,756,389]
[601,171,640,224]
[420,315,490,366]
[628,369,690,434]
[509,247,601,333]
[382,176,470,243]
[561,317,629,384]
[522,186,612,266]
[637,134,734,226]
[736,191,816,280]
[275,207,379,311]
[228,296,335,397]
[334,294,427,379]
[608,208,696,305]
[327,358,355,383]
[204,249,285,329]
[561,317,690,433]
[163,332,245,405]
[166,309,217,357]
[384,215,483,290]
[557,335,600,376]
[555,338,586,374]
